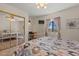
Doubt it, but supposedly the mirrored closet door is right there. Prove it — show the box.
[0,11,25,51]
[0,12,11,50]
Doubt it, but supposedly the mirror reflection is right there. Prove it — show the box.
[0,12,25,50]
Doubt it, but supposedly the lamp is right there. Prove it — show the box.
[7,15,15,22]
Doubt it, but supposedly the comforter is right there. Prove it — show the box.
[29,36,79,56]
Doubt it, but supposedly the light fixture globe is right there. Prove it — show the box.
[36,3,47,9]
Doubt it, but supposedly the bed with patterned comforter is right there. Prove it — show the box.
[29,36,79,56]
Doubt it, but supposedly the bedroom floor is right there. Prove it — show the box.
[0,46,16,56]
[0,39,24,56]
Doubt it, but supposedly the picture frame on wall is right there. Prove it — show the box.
[66,18,79,29]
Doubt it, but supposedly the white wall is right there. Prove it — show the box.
[30,16,46,38]
[0,3,29,42]
[47,5,79,41]
[31,5,79,41]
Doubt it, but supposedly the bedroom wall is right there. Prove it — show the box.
[0,3,29,42]
[31,5,79,41]
[47,5,79,41]
[30,16,46,38]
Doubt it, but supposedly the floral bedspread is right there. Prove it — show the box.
[29,36,79,56]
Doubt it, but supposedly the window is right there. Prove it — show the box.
[48,20,57,31]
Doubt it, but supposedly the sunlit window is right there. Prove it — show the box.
[48,20,57,31]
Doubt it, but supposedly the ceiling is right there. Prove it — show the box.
[7,3,78,16]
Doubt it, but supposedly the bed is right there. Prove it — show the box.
[28,36,79,56]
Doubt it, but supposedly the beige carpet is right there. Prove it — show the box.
[0,46,16,56]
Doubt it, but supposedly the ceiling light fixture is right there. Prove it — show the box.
[7,15,15,22]
[36,3,47,9]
